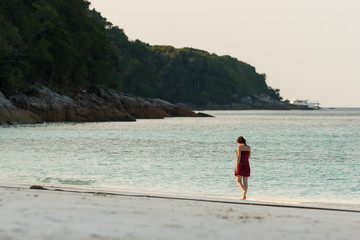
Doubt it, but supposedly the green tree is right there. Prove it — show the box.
[0,0,283,105]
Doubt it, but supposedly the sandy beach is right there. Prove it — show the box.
[0,185,359,240]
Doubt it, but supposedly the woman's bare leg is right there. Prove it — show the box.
[242,177,248,200]
[236,176,246,199]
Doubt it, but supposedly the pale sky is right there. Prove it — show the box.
[89,0,360,107]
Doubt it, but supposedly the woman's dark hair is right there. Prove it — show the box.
[237,136,247,145]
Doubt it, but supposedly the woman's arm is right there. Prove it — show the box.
[236,146,241,171]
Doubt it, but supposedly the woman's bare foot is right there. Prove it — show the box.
[240,193,247,200]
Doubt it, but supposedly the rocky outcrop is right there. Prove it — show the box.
[240,94,285,107]
[0,92,41,125]
[0,86,199,125]
[120,95,196,118]
[196,112,214,117]
[10,87,135,122]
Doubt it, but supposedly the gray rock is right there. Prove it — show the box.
[4,86,198,124]
[9,86,135,122]
[197,112,214,117]
[0,92,41,125]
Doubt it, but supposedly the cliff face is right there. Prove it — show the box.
[0,87,198,125]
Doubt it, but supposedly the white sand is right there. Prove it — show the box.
[0,185,359,240]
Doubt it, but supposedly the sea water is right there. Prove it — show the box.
[1,109,359,204]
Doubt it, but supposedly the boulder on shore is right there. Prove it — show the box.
[0,92,41,125]
[10,87,135,122]
[1,86,199,125]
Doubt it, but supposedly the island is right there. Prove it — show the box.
[0,0,308,125]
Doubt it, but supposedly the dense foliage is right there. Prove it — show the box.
[0,0,282,104]
[150,46,278,104]
[0,0,120,92]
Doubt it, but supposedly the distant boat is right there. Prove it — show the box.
[290,99,320,109]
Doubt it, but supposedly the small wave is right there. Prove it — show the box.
[40,177,53,183]
[40,177,95,185]
[57,179,95,185]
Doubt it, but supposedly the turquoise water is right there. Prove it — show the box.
[1,109,359,204]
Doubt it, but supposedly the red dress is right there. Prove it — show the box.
[234,150,251,177]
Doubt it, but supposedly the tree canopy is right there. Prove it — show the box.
[0,0,282,105]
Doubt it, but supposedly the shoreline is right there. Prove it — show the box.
[1,183,359,212]
[1,184,359,239]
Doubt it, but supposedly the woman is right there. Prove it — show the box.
[234,136,251,200]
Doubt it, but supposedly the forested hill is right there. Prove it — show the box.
[0,0,282,106]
